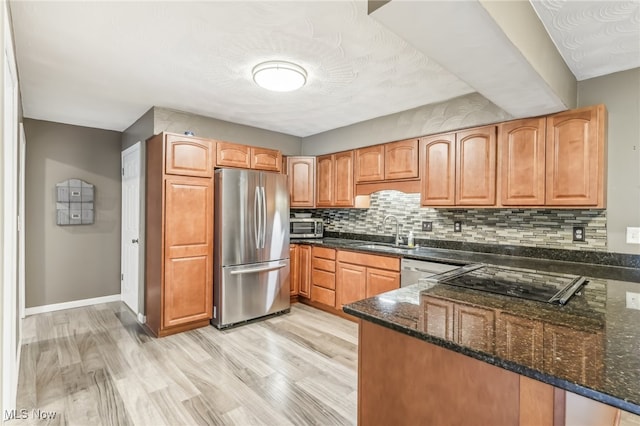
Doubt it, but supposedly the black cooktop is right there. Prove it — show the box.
[427,264,587,305]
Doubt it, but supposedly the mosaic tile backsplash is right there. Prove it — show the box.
[299,191,607,252]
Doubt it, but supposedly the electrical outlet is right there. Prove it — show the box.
[422,221,432,232]
[626,227,640,244]
[627,292,640,310]
[572,226,585,242]
[454,221,462,232]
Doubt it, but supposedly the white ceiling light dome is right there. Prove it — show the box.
[252,60,307,92]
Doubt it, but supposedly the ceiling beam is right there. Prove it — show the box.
[370,0,576,118]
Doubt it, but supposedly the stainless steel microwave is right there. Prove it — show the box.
[290,217,323,239]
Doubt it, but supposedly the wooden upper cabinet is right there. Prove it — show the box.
[355,145,384,183]
[334,151,355,206]
[499,118,546,206]
[355,139,419,183]
[420,133,456,206]
[163,176,213,328]
[165,134,214,178]
[456,126,497,206]
[545,105,606,207]
[385,138,419,180]
[216,141,282,171]
[251,147,281,172]
[287,156,315,207]
[216,141,251,169]
[316,154,334,207]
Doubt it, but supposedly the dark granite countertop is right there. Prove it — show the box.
[292,236,640,415]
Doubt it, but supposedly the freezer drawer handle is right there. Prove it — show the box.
[229,262,288,275]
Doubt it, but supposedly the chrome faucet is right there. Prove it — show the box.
[383,215,403,246]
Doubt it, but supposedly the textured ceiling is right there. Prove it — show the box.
[531,0,640,81]
[9,1,640,137]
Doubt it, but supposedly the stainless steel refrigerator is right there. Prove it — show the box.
[212,168,290,328]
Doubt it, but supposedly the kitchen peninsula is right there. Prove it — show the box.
[337,242,640,425]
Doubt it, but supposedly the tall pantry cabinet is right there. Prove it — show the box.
[145,133,214,337]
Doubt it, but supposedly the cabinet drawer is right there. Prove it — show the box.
[312,257,336,273]
[313,246,336,260]
[311,285,336,306]
[337,250,400,271]
[312,269,335,290]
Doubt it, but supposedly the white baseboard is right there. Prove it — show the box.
[137,313,146,324]
[24,294,121,316]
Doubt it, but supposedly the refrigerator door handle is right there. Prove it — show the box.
[229,262,288,275]
[260,186,267,248]
[254,187,260,249]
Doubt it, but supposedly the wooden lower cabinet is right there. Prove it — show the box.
[359,320,618,426]
[145,135,214,337]
[298,245,312,298]
[289,245,299,296]
[311,247,336,306]
[335,250,400,309]
[496,312,544,369]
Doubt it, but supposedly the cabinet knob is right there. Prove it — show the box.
[132,239,139,244]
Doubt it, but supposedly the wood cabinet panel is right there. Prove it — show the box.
[355,145,384,183]
[336,250,399,271]
[165,134,214,178]
[496,312,543,369]
[289,245,299,296]
[250,147,281,172]
[316,154,334,207]
[365,268,399,298]
[453,303,495,353]
[313,246,336,260]
[420,133,456,206]
[216,141,251,169]
[336,262,367,307]
[543,324,603,386]
[499,118,546,206]
[312,269,336,290]
[420,296,454,340]
[287,156,315,207]
[311,285,336,306]
[385,138,419,180]
[162,176,213,329]
[545,105,606,207]
[298,245,312,298]
[334,151,355,207]
[312,257,336,273]
[456,126,497,206]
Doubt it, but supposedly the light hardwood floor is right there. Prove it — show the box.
[10,302,358,426]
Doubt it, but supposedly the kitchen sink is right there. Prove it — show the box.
[353,243,411,253]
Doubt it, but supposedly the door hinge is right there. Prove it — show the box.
[121,273,124,281]
[122,167,125,176]
[213,306,217,318]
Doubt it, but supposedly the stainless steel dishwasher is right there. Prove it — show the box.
[401,258,461,287]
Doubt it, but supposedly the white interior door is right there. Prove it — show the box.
[121,143,141,315]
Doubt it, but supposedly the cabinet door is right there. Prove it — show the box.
[496,312,543,369]
[216,141,251,169]
[165,134,214,178]
[334,151,354,207]
[298,245,312,298]
[545,105,605,206]
[385,138,419,180]
[543,324,602,386]
[287,157,315,207]
[365,268,399,298]
[163,177,213,328]
[420,296,454,340]
[316,154,334,207]
[456,126,497,206]
[453,303,495,353]
[499,118,546,206]
[251,147,282,172]
[420,134,456,206]
[289,245,299,296]
[355,145,384,183]
[336,262,367,308]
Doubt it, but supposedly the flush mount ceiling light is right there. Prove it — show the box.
[252,61,307,92]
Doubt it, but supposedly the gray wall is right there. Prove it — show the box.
[25,119,122,307]
[154,107,302,155]
[578,68,640,255]
[301,93,512,155]
[122,107,154,151]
